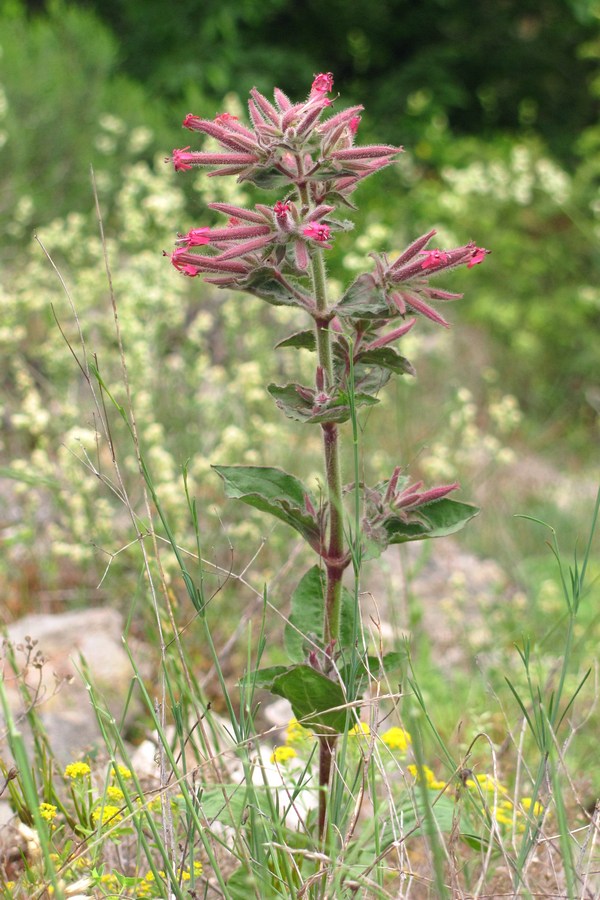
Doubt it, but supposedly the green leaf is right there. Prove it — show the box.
[340,650,406,695]
[196,785,248,828]
[348,363,392,396]
[284,567,326,663]
[285,567,363,664]
[268,382,379,425]
[357,347,416,377]
[239,665,289,691]
[335,273,391,319]
[270,665,348,734]
[320,189,358,210]
[324,216,355,233]
[240,267,304,307]
[240,166,292,190]
[275,330,317,352]
[396,792,456,838]
[213,465,320,546]
[383,499,480,545]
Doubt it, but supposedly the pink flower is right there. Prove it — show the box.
[172,147,194,172]
[391,476,460,511]
[215,112,239,125]
[467,247,490,268]
[169,248,201,277]
[182,227,211,246]
[311,72,334,96]
[274,201,291,219]
[169,145,260,175]
[182,114,201,130]
[420,250,450,270]
[303,223,331,242]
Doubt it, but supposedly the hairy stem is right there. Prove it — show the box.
[309,247,346,842]
[310,250,344,644]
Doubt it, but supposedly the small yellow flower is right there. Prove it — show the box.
[106,786,124,803]
[92,804,123,826]
[270,745,297,764]
[64,761,91,779]
[39,802,58,821]
[428,776,447,790]
[381,726,412,752]
[285,718,312,744]
[494,809,514,827]
[520,797,544,816]
[407,763,445,789]
[466,773,508,795]
[113,764,132,780]
[348,722,370,737]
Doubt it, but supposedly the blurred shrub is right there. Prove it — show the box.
[0,0,177,250]
[345,123,600,435]
[70,0,600,162]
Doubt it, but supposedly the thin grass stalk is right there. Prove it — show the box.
[0,678,63,899]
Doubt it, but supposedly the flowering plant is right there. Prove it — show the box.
[167,72,487,836]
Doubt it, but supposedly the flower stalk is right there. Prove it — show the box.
[167,71,486,843]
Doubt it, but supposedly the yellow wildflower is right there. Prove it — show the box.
[348,722,370,737]
[106,786,125,803]
[381,726,412,752]
[64,761,91,779]
[466,773,508,795]
[113,764,132,780]
[38,802,58,821]
[270,745,297,764]
[285,718,312,744]
[92,804,122,825]
[407,764,446,790]
[494,808,514,827]
[520,797,544,816]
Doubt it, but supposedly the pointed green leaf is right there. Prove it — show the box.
[240,167,293,190]
[340,650,406,695]
[196,785,248,828]
[335,273,391,319]
[270,665,348,734]
[362,499,479,559]
[241,267,306,308]
[239,665,289,691]
[213,465,320,545]
[358,347,416,377]
[348,363,392,396]
[275,330,317,352]
[284,567,326,663]
[285,567,363,664]
[383,499,479,545]
[324,216,355,233]
[268,382,379,425]
[391,792,456,838]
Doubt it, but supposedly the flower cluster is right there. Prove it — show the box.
[170,73,399,200]
[64,761,91,779]
[167,73,402,294]
[356,229,490,328]
[463,773,545,832]
[170,198,337,286]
